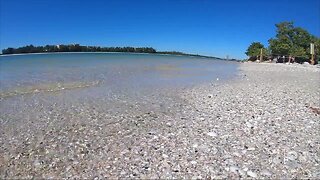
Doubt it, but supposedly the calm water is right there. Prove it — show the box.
[0,53,238,98]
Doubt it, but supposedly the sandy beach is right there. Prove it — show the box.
[1,62,319,179]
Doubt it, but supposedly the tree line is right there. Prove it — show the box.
[1,44,227,60]
[1,44,157,55]
[246,21,319,64]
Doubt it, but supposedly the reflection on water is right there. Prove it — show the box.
[0,53,238,98]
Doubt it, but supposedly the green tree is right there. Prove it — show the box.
[312,37,320,63]
[2,47,15,54]
[268,21,317,59]
[1,44,159,55]
[289,45,306,58]
[269,38,291,55]
[245,42,267,60]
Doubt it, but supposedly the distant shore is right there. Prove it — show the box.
[1,44,233,61]
[0,51,234,61]
[0,51,155,57]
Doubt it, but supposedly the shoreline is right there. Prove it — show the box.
[0,51,227,61]
[0,51,160,57]
[1,63,319,178]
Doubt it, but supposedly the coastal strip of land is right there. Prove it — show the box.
[0,63,319,179]
[1,45,232,61]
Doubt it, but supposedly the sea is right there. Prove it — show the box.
[0,52,238,99]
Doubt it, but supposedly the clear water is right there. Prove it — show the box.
[0,53,238,98]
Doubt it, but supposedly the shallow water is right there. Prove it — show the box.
[0,53,240,177]
[0,53,238,98]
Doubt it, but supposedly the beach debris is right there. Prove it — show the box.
[247,170,257,178]
[309,106,320,115]
[206,131,217,137]
[260,169,272,177]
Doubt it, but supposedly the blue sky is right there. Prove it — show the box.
[1,0,319,59]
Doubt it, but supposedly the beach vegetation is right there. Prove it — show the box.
[245,42,267,61]
[2,44,157,55]
[247,21,319,64]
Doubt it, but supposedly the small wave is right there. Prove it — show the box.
[0,80,100,99]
